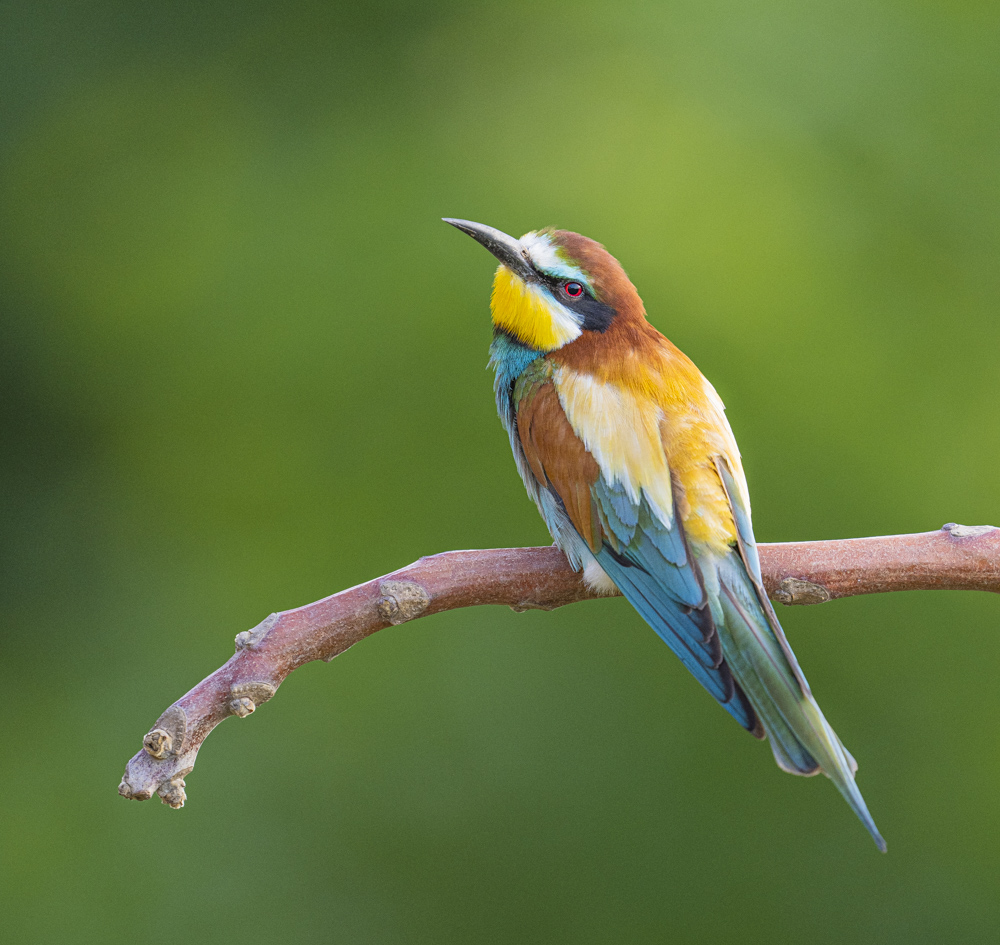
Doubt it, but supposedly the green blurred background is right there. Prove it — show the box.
[3,1,999,941]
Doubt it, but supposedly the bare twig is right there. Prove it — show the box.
[118,523,1000,808]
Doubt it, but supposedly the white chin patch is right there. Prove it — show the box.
[583,559,619,596]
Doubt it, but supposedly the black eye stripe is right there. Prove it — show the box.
[541,280,616,333]
[538,273,590,297]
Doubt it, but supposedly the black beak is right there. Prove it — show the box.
[443,218,536,281]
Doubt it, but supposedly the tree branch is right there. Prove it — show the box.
[118,523,1000,808]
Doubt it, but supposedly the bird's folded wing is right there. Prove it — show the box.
[515,377,759,733]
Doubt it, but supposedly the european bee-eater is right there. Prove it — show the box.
[445,218,884,851]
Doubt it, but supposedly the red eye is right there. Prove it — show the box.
[563,282,584,298]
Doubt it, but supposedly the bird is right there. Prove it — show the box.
[444,218,885,851]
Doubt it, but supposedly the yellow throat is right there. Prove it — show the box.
[490,265,582,351]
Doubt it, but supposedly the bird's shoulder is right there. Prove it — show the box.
[546,327,747,552]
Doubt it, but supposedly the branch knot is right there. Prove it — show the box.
[942,523,997,539]
[235,613,279,651]
[773,577,832,606]
[229,682,277,717]
[377,580,431,625]
[142,728,173,759]
[157,768,193,809]
[144,705,187,757]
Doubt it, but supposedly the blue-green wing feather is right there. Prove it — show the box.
[712,458,885,850]
[592,478,758,732]
[713,458,814,695]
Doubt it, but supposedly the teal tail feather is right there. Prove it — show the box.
[710,554,886,851]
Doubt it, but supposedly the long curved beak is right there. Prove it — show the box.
[443,218,535,281]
